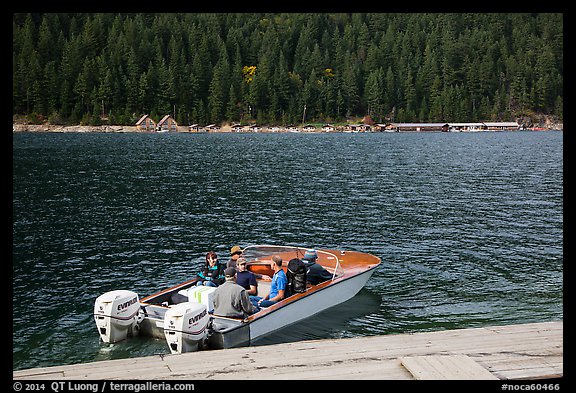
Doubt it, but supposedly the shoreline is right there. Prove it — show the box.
[13,123,563,133]
[12,124,140,133]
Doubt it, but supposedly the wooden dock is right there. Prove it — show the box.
[13,321,562,380]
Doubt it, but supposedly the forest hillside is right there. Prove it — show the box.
[12,13,563,127]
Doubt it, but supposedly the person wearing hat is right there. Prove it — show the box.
[212,267,257,318]
[302,249,333,285]
[227,245,243,268]
[235,257,258,296]
[228,245,272,281]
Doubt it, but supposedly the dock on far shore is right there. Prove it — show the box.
[13,321,562,380]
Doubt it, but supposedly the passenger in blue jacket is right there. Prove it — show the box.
[196,251,225,287]
[250,255,287,308]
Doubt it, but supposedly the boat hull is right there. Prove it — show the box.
[247,265,376,344]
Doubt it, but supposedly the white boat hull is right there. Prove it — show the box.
[248,266,375,341]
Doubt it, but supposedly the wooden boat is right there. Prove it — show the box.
[94,245,381,353]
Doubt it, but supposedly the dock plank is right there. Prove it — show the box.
[401,355,498,380]
[13,321,562,380]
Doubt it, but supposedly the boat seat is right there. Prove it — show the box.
[256,279,271,298]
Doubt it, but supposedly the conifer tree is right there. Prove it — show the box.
[12,13,563,125]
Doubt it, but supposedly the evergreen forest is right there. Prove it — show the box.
[12,13,563,126]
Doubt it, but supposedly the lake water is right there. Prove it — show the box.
[12,131,563,371]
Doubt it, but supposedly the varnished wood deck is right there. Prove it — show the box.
[13,321,562,380]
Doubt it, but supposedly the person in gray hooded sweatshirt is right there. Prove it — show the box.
[212,267,258,318]
[302,249,333,285]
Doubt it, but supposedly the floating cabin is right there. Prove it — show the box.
[344,124,373,132]
[249,124,262,132]
[135,115,156,132]
[322,124,335,132]
[449,123,485,132]
[302,124,316,132]
[387,123,449,132]
[385,122,520,132]
[188,124,202,132]
[157,115,178,132]
[483,122,520,131]
[204,124,220,132]
[231,124,244,132]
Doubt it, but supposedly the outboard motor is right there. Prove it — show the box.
[94,290,140,343]
[163,302,209,354]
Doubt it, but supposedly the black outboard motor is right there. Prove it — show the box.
[286,258,307,297]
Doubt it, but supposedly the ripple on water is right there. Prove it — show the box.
[12,131,563,370]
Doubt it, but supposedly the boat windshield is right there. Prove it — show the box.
[242,245,344,280]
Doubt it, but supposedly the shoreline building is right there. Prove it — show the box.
[135,115,156,132]
[157,115,178,132]
[482,122,520,131]
[386,123,449,132]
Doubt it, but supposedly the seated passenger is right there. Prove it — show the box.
[250,255,286,308]
[212,267,257,318]
[302,249,333,285]
[169,251,224,304]
[227,245,243,268]
[235,257,258,296]
[196,251,225,287]
[228,245,271,281]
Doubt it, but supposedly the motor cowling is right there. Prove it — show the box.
[163,302,209,354]
[94,290,140,343]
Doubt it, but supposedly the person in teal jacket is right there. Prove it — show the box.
[196,251,225,287]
